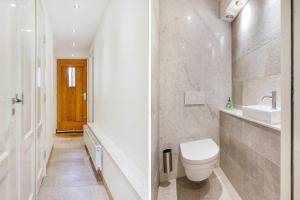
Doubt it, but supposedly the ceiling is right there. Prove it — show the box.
[44,0,108,58]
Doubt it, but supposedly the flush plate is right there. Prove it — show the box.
[184,91,205,105]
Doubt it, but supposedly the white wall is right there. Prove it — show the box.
[91,0,149,199]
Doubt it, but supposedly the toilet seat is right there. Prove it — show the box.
[180,139,219,165]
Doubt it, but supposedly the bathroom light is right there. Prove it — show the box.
[73,4,80,9]
[225,15,234,19]
[235,0,242,6]
[10,3,16,7]
[187,16,192,21]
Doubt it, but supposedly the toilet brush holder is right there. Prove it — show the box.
[163,149,173,174]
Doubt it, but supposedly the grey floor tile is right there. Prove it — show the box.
[38,137,109,200]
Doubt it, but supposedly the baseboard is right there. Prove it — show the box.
[98,170,114,200]
[46,145,54,169]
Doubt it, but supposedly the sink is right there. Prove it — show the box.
[242,105,281,125]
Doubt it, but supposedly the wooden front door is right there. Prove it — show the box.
[57,59,87,132]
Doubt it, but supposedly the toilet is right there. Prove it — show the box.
[180,138,219,182]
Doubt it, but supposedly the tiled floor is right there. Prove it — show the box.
[158,168,241,200]
[38,137,110,200]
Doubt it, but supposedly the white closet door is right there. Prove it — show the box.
[0,0,36,199]
[0,1,20,199]
[36,0,46,189]
[19,0,36,199]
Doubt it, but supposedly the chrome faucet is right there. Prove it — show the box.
[261,91,277,109]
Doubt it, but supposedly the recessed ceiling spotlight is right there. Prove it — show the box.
[226,15,234,19]
[235,0,242,6]
[72,42,76,47]
[73,4,80,9]
[10,3,16,7]
[72,54,75,57]
[72,28,76,33]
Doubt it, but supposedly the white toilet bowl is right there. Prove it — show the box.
[180,139,219,182]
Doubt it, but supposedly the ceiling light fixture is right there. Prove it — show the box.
[72,54,75,57]
[73,4,80,9]
[72,28,77,33]
[10,3,16,7]
[72,42,76,47]
[225,15,234,19]
[235,0,242,6]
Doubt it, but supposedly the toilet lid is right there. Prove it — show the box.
[180,139,219,165]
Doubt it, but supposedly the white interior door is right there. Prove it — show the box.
[0,0,36,200]
[19,0,36,199]
[0,1,20,199]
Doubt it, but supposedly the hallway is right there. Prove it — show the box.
[38,137,110,200]
[0,0,149,199]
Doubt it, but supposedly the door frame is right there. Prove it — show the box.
[281,0,292,199]
[291,0,300,199]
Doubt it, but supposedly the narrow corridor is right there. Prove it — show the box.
[38,137,109,200]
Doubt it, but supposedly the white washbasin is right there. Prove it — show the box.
[242,105,281,125]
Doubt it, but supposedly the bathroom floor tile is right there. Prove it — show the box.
[158,168,241,200]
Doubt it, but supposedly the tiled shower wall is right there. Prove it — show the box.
[232,0,281,107]
[220,112,280,200]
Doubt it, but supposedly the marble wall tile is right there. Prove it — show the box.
[232,0,281,107]
[232,0,281,61]
[230,135,265,180]
[232,38,281,83]
[220,150,244,195]
[232,81,243,107]
[242,173,264,200]
[242,75,281,106]
[220,112,280,200]
[241,121,281,166]
[265,38,281,76]
[151,0,160,198]
[159,0,232,181]
[263,159,280,200]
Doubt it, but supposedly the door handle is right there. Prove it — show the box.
[12,94,23,105]
[82,92,87,101]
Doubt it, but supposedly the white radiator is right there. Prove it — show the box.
[84,125,102,171]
